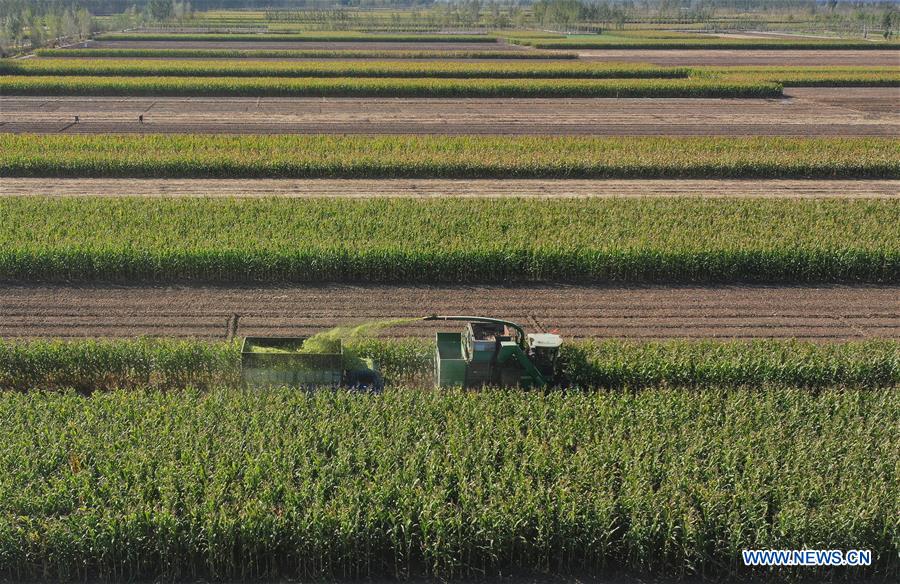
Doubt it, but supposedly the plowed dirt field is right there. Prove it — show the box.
[2,284,897,341]
[3,89,894,135]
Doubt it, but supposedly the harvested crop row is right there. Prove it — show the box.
[96,32,497,42]
[1,387,896,580]
[2,135,895,179]
[2,337,897,392]
[34,48,578,59]
[508,36,900,50]
[0,75,778,98]
[0,197,896,284]
[1,59,687,80]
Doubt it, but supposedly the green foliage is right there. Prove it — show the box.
[3,135,894,179]
[0,197,896,284]
[1,58,688,79]
[96,31,497,42]
[0,74,779,98]
[0,387,896,579]
[1,338,896,392]
[34,47,578,59]
[563,339,900,388]
[8,58,896,89]
[148,0,174,22]
[700,66,900,87]
[0,338,238,391]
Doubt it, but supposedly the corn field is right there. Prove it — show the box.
[34,48,578,59]
[96,32,497,42]
[3,135,896,179]
[0,59,688,80]
[0,197,896,284]
[0,75,781,98]
[0,387,895,580]
[1,338,896,392]
[701,66,900,87]
[7,59,898,88]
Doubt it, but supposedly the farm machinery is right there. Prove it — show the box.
[240,336,383,391]
[424,315,563,388]
[239,315,562,390]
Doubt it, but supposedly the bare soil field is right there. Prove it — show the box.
[2,284,897,341]
[2,178,896,198]
[2,89,895,135]
[577,49,900,66]
[788,86,900,114]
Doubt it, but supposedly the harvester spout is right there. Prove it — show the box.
[422,315,527,348]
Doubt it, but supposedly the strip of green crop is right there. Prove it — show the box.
[34,47,578,59]
[697,66,900,87]
[0,75,777,98]
[0,58,687,79]
[1,338,896,391]
[0,338,240,391]
[96,32,497,42]
[0,387,896,580]
[0,197,896,284]
[5,135,893,179]
[13,59,899,86]
[8,60,895,88]
[509,36,900,49]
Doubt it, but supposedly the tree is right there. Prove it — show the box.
[62,8,78,39]
[173,1,192,22]
[76,7,92,39]
[28,12,43,47]
[4,10,22,45]
[148,0,173,22]
[883,9,895,40]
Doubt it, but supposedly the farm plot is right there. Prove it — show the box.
[2,284,898,341]
[0,387,897,581]
[0,58,689,79]
[37,48,577,60]
[576,49,900,66]
[0,197,896,284]
[3,336,898,391]
[0,75,780,99]
[3,135,894,178]
[93,32,500,43]
[2,92,895,136]
[83,39,521,51]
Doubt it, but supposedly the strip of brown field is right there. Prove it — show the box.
[1,284,897,341]
[2,89,896,135]
[787,87,900,114]
[1,178,896,198]
[577,48,900,65]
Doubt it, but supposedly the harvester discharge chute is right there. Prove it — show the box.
[424,315,563,389]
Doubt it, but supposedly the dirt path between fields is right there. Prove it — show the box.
[2,89,895,135]
[2,284,897,341]
[2,178,896,198]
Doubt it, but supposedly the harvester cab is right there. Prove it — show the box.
[424,315,562,388]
